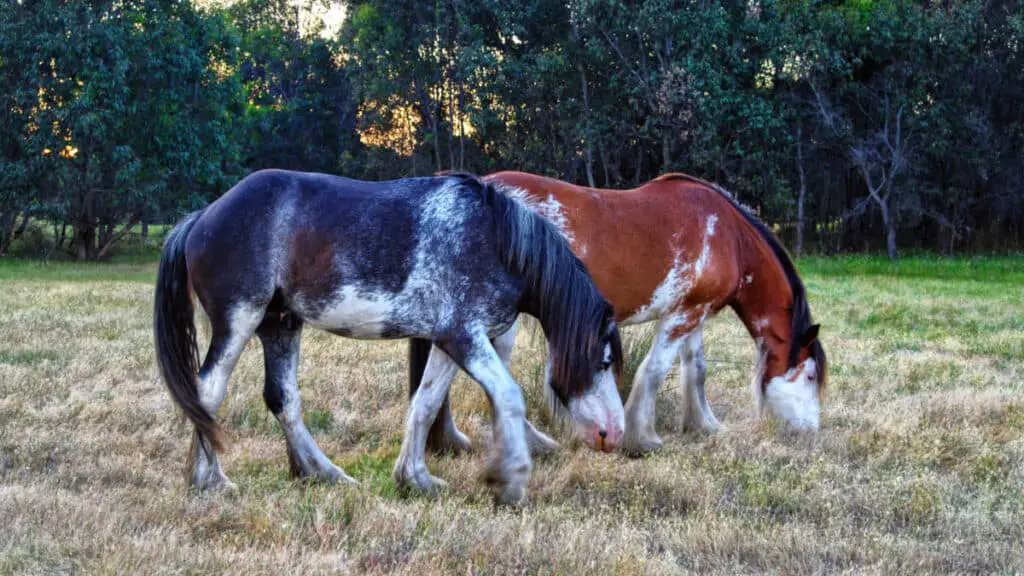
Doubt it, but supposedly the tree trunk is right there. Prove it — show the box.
[578,62,595,187]
[0,211,16,254]
[879,200,898,260]
[662,131,671,171]
[75,189,97,261]
[141,222,149,238]
[795,123,807,257]
[431,112,442,172]
[458,80,465,171]
[96,216,140,259]
[633,145,643,185]
[75,224,95,261]
[599,140,611,187]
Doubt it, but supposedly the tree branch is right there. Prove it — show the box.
[95,215,141,260]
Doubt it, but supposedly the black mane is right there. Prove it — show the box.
[656,174,827,387]
[447,172,623,403]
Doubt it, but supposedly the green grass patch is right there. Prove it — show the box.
[0,257,158,283]
[340,443,401,498]
[0,349,63,367]
[304,409,335,435]
[799,255,1024,284]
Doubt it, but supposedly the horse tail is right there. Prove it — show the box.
[154,209,226,453]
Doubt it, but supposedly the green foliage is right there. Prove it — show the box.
[2,0,1022,258]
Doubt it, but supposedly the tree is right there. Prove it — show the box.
[43,0,246,259]
[230,0,361,174]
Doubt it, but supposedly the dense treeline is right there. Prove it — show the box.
[1,0,1021,259]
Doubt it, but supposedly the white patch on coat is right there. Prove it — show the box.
[306,286,397,337]
[492,184,576,245]
[694,215,718,277]
[537,195,575,244]
[624,215,718,326]
[303,181,471,337]
[763,358,820,430]
[624,251,693,325]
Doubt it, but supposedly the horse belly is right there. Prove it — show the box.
[301,285,407,339]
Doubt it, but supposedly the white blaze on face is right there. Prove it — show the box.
[763,358,820,430]
[546,343,625,452]
[568,365,625,451]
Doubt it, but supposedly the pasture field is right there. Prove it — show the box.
[1,256,1022,574]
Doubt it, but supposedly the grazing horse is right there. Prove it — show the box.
[153,170,624,504]
[411,171,827,457]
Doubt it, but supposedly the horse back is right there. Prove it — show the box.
[485,171,745,323]
[183,170,518,339]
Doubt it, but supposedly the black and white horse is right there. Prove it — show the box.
[154,170,625,504]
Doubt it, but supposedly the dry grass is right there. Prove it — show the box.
[1,257,1023,574]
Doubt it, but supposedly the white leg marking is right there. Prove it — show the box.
[678,327,721,433]
[621,316,686,456]
[394,345,461,495]
[461,330,532,506]
[495,319,560,457]
[269,329,356,485]
[492,319,518,368]
[192,305,264,491]
[198,305,264,416]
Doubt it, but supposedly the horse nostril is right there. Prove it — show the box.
[598,429,607,439]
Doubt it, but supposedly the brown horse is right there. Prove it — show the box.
[411,171,827,456]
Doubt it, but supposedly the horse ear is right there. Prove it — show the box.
[801,324,821,347]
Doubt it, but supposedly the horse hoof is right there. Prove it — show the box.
[483,460,530,507]
[393,461,448,496]
[682,414,721,435]
[493,481,528,507]
[620,434,663,458]
[191,468,236,493]
[408,474,449,497]
[307,464,358,486]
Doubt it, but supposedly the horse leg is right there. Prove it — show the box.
[394,344,461,495]
[679,327,721,433]
[417,336,473,456]
[189,304,264,491]
[257,313,355,485]
[492,321,560,458]
[621,316,686,456]
[443,328,532,506]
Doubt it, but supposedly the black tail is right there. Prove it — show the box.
[154,209,226,452]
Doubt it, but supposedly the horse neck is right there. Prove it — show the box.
[730,223,794,378]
